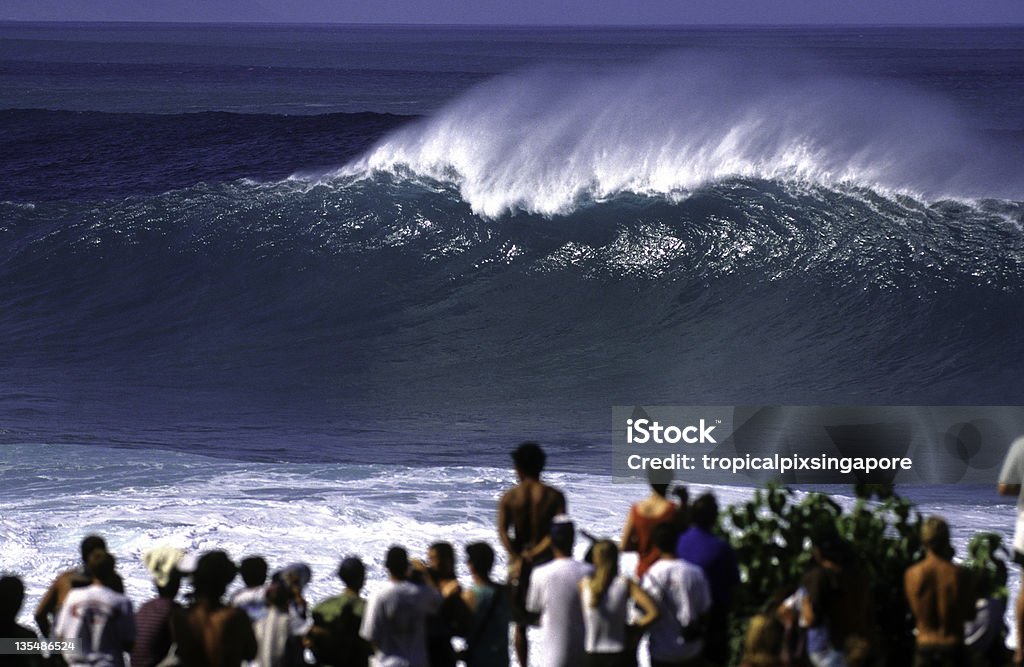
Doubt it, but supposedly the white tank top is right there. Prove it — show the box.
[581,575,630,653]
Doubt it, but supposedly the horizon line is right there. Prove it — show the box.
[1,19,1023,29]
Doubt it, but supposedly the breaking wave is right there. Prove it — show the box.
[337,52,1023,216]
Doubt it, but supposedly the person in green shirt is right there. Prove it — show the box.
[306,557,371,667]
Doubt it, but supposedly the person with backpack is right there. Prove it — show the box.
[641,524,711,667]
[459,542,512,667]
[307,557,372,667]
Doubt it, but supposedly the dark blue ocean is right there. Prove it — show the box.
[1,25,1023,646]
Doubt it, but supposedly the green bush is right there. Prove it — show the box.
[720,484,1008,666]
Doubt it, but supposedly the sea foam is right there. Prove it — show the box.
[338,51,1021,217]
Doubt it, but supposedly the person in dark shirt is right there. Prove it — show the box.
[412,542,462,667]
[229,556,269,622]
[1,575,44,667]
[460,542,512,667]
[780,525,872,667]
[675,493,739,666]
[131,546,184,667]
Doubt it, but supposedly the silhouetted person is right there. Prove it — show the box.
[412,541,462,667]
[0,575,44,667]
[273,563,312,638]
[35,535,121,639]
[498,442,567,667]
[904,516,976,667]
[525,515,592,667]
[779,525,872,667]
[675,493,739,666]
[229,556,269,622]
[360,546,442,667]
[642,524,711,667]
[255,581,306,667]
[308,557,371,667]
[54,550,135,667]
[460,542,512,667]
[172,550,258,667]
[131,546,184,667]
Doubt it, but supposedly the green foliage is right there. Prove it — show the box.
[963,532,1009,601]
[720,484,1012,666]
[722,483,922,665]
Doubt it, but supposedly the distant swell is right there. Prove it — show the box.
[336,52,1024,217]
[0,109,410,203]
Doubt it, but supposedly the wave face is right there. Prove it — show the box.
[340,52,1024,217]
[2,50,1024,460]
[2,173,1023,459]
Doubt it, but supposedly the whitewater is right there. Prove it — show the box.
[2,24,1024,664]
[336,52,1024,217]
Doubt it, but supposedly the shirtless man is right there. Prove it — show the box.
[904,516,976,667]
[497,442,567,667]
[172,551,257,667]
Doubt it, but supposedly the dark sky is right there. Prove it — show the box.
[1,0,1022,25]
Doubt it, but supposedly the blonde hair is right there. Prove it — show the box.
[741,613,783,666]
[588,540,619,608]
[921,515,952,556]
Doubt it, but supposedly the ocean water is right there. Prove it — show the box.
[1,23,1024,659]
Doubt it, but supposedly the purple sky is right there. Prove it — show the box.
[0,0,1021,25]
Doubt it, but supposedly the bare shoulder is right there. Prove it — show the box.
[544,485,569,512]
[541,484,565,504]
[501,484,527,507]
[462,586,477,610]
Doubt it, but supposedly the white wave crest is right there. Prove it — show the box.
[336,51,1018,217]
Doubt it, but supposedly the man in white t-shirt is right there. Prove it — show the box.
[641,524,711,666]
[525,515,593,667]
[54,551,135,667]
[360,546,442,667]
[998,435,1024,667]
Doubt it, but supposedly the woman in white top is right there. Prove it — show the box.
[579,540,660,667]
